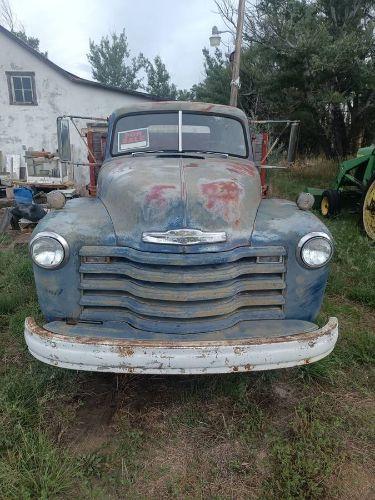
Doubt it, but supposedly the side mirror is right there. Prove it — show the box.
[57,117,71,162]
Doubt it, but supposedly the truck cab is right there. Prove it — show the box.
[25,101,338,374]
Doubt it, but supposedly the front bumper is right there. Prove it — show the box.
[24,317,338,374]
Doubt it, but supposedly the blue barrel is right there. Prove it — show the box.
[14,187,33,204]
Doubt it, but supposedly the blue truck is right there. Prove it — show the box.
[25,101,338,374]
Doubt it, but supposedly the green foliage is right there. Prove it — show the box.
[0,0,47,56]
[0,431,78,499]
[176,88,195,101]
[143,55,178,99]
[267,402,342,499]
[87,30,181,97]
[198,0,375,157]
[87,30,145,91]
[191,48,231,104]
[12,29,47,57]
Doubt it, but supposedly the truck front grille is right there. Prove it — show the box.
[79,245,286,334]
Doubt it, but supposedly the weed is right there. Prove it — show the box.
[265,401,342,499]
[0,431,78,499]
[77,452,108,479]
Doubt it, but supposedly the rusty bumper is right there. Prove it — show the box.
[24,317,338,374]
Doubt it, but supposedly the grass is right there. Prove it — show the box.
[0,157,374,498]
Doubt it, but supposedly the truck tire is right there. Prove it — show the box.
[320,189,341,218]
[362,175,375,240]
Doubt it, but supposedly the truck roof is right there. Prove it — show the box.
[112,101,248,121]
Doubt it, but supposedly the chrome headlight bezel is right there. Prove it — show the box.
[29,231,69,269]
[297,232,333,269]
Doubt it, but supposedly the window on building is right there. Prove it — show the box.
[6,72,37,105]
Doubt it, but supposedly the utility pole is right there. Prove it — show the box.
[229,0,245,107]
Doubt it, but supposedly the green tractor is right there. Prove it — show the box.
[307,146,375,240]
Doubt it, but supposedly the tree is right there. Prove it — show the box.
[198,0,375,157]
[87,30,144,90]
[244,0,375,156]
[191,48,231,104]
[0,0,47,56]
[12,29,47,55]
[176,88,195,101]
[143,55,178,98]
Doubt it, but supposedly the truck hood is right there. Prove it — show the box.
[97,156,261,250]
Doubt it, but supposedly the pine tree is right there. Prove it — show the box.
[144,55,177,99]
[87,30,144,90]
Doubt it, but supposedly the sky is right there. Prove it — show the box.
[7,0,232,90]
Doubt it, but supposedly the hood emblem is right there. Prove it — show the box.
[142,228,227,245]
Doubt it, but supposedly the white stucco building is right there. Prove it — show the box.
[0,25,158,187]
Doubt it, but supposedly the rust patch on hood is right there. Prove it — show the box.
[200,180,244,224]
[227,162,257,177]
[144,184,176,208]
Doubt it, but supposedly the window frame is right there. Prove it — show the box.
[6,71,38,106]
[110,110,249,159]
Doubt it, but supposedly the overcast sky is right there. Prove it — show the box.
[8,0,231,90]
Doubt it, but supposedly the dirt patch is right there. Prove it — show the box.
[63,374,119,455]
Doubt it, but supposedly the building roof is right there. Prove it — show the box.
[0,25,162,101]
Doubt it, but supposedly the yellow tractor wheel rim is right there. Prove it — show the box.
[363,179,375,240]
[321,196,330,216]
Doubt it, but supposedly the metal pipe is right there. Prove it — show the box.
[59,114,107,122]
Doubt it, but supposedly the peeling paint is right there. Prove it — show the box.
[24,316,339,374]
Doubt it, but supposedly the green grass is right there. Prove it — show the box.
[0,158,374,498]
[267,400,342,499]
[0,431,78,500]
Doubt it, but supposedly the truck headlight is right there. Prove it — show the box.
[297,232,333,268]
[30,232,69,269]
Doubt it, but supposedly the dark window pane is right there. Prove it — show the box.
[14,89,24,102]
[113,113,179,154]
[182,114,247,157]
[12,76,22,89]
[22,77,31,89]
[24,90,33,102]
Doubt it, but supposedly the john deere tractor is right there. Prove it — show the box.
[307,146,375,240]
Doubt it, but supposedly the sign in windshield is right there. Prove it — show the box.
[113,112,247,157]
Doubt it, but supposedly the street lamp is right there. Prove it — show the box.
[209,26,230,47]
[209,0,245,108]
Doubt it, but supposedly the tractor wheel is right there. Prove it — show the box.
[320,189,340,218]
[362,176,375,240]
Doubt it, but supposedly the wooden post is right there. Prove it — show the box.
[229,0,245,107]
[261,132,269,196]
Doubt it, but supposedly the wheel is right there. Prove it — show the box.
[362,177,375,240]
[320,189,340,217]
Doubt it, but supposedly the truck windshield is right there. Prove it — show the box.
[112,112,247,158]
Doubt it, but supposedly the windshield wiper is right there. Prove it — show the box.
[192,151,229,158]
[130,150,229,158]
[131,150,168,157]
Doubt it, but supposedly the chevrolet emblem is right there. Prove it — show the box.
[142,228,227,245]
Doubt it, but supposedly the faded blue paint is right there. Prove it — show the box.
[97,156,260,251]
[32,197,116,322]
[30,101,333,339]
[251,198,331,321]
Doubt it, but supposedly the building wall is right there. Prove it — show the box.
[0,31,148,186]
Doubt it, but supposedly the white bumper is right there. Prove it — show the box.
[24,317,338,374]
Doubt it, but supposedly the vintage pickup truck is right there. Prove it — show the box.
[25,101,338,374]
